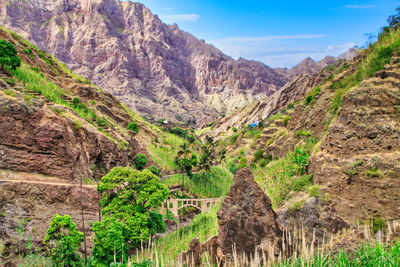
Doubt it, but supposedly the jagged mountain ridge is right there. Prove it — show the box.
[0,0,348,125]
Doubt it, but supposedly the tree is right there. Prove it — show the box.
[43,214,84,267]
[92,216,128,266]
[127,121,139,133]
[0,40,21,70]
[176,142,195,191]
[134,153,148,170]
[98,167,169,246]
[388,7,400,28]
[198,145,214,181]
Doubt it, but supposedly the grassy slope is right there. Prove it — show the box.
[143,26,400,265]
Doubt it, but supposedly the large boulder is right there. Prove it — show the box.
[217,168,283,264]
[179,168,284,266]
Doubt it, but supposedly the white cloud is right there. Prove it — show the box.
[345,4,376,8]
[208,33,355,68]
[160,14,200,23]
[213,34,331,43]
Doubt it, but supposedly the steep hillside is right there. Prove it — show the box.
[0,26,185,255]
[208,25,400,230]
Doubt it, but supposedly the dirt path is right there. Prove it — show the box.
[0,178,97,188]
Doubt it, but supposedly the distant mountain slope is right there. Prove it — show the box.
[0,0,349,126]
[0,0,291,125]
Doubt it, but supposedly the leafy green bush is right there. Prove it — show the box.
[43,214,83,267]
[291,174,313,192]
[232,127,237,132]
[287,103,294,109]
[254,149,264,162]
[366,167,383,178]
[227,158,238,174]
[134,153,148,170]
[147,165,162,177]
[127,121,139,133]
[99,167,169,248]
[92,216,128,266]
[147,211,166,235]
[283,115,291,126]
[295,129,312,138]
[372,217,386,233]
[238,157,247,169]
[288,147,309,175]
[0,40,21,70]
[3,78,16,86]
[3,89,16,97]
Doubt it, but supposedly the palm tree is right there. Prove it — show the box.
[199,145,215,181]
[177,142,191,191]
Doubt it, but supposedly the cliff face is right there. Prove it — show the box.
[0,0,293,125]
[0,26,157,256]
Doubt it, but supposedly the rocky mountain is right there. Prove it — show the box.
[0,0,349,126]
[0,26,155,253]
[0,0,292,125]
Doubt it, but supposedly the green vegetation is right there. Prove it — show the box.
[0,39,21,70]
[127,121,139,133]
[283,115,291,126]
[295,129,312,138]
[147,165,162,177]
[275,242,400,267]
[366,167,383,178]
[252,146,311,207]
[162,166,233,198]
[98,167,169,255]
[136,205,219,265]
[43,214,84,267]
[328,17,400,117]
[134,153,148,170]
[3,89,16,97]
[3,77,16,86]
[304,86,321,106]
[372,217,386,234]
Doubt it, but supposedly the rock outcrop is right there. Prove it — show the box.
[179,168,284,266]
[217,168,283,264]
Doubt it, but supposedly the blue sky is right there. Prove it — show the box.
[137,0,398,68]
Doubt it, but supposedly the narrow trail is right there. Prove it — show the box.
[0,178,96,188]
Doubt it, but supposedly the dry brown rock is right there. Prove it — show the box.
[178,238,203,266]
[217,168,283,264]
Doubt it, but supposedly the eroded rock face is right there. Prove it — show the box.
[179,168,284,265]
[0,0,293,126]
[217,168,283,263]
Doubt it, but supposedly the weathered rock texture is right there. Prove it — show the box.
[0,28,151,181]
[217,168,283,264]
[179,168,284,266]
[0,0,346,125]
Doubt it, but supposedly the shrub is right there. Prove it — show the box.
[147,211,166,235]
[366,167,383,178]
[127,121,139,133]
[307,185,321,198]
[227,158,238,174]
[134,153,148,170]
[289,200,305,213]
[287,103,294,109]
[97,117,108,127]
[305,95,313,105]
[3,89,16,97]
[372,217,386,233]
[147,165,162,177]
[295,129,312,138]
[232,127,237,132]
[292,174,313,192]
[73,120,83,130]
[283,116,291,126]
[3,78,16,86]
[259,158,267,168]
[0,40,21,70]
[238,157,247,169]
[43,214,84,267]
[254,149,264,162]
